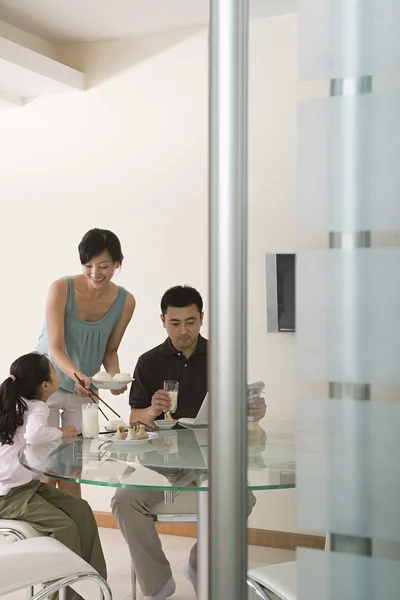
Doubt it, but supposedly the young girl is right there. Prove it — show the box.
[0,352,107,599]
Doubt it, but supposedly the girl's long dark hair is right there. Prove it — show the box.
[0,353,52,446]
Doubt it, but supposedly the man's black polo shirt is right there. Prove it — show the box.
[129,335,208,419]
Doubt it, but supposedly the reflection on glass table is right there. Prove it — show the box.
[19,422,295,600]
[19,422,296,491]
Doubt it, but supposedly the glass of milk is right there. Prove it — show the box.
[163,380,179,414]
[82,403,99,438]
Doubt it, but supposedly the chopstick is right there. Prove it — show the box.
[89,388,122,419]
[73,373,121,420]
[88,392,108,421]
[84,380,122,419]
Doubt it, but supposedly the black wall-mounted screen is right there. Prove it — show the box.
[266,253,295,333]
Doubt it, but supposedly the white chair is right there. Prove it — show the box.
[247,561,296,600]
[0,536,112,600]
[247,535,328,600]
[0,518,42,541]
[0,519,43,599]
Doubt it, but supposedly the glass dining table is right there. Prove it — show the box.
[19,421,296,599]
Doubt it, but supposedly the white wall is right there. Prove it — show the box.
[0,14,300,531]
[248,15,298,531]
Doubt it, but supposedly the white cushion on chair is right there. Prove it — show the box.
[248,561,297,600]
[0,537,98,598]
[0,519,42,539]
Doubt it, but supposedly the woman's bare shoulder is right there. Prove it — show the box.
[121,291,136,319]
[124,290,136,308]
[46,278,69,310]
[49,278,69,293]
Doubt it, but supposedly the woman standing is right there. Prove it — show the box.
[37,228,135,494]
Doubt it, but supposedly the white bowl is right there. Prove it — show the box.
[92,378,133,390]
[155,420,177,430]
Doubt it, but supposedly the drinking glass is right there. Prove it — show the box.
[163,380,179,414]
[82,403,99,438]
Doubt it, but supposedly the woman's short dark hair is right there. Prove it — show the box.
[161,286,203,315]
[78,229,124,265]
[0,353,52,446]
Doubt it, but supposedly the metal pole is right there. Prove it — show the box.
[208,1,249,600]
[197,491,209,600]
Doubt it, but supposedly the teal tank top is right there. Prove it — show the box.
[37,276,128,393]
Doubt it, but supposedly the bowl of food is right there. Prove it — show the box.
[102,424,158,448]
[155,412,177,430]
[155,420,177,430]
[92,371,133,390]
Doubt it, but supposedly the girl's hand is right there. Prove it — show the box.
[59,426,78,437]
[111,385,127,396]
[73,374,92,397]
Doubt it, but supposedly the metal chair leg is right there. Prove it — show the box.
[30,572,112,600]
[247,577,275,600]
[59,587,67,600]
[0,528,27,542]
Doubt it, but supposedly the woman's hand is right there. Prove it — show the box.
[73,374,92,397]
[111,385,127,396]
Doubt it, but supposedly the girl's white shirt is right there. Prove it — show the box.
[0,399,62,496]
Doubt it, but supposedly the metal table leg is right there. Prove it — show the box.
[197,491,209,600]
[164,490,174,504]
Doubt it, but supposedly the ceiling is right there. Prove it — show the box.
[0,0,297,43]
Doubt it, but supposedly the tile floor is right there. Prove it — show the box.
[1,528,295,600]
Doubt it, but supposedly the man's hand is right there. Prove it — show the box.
[150,390,172,418]
[247,397,266,422]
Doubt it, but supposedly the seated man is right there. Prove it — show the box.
[111,285,266,600]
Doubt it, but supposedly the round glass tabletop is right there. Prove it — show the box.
[19,423,295,491]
